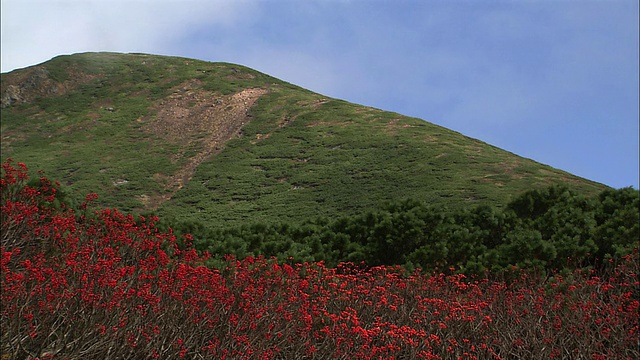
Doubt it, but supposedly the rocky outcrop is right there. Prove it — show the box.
[1,65,100,108]
[1,67,58,108]
[1,85,22,108]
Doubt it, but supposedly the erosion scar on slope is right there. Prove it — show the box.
[141,85,269,210]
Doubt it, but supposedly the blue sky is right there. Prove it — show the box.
[2,0,638,189]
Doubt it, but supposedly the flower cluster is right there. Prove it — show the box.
[2,159,639,359]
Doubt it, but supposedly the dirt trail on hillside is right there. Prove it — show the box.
[140,81,268,209]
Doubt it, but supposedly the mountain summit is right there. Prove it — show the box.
[0,52,605,226]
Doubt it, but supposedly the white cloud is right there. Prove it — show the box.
[1,0,256,72]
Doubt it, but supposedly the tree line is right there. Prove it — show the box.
[163,185,639,275]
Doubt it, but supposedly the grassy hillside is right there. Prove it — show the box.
[1,52,606,228]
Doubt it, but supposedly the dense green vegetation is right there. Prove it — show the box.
[2,52,605,228]
[162,185,639,275]
[158,91,604,227]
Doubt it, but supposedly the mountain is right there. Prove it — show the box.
[0,52,606,227]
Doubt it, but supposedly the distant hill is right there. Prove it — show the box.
[0,52,606,227]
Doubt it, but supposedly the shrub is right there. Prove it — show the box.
[2,160,639,359]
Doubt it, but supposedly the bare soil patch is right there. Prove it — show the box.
[140,81,268,209]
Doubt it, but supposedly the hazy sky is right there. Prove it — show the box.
[2,0,638,189]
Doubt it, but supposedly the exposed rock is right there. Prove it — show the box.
[1,85,22,108]
[1,65,101,108]
[1,67,57,108]
[112,179,129,186]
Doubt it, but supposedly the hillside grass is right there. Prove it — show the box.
[158,87,605,227]
[1,52,606,228]
[1,53,281,212]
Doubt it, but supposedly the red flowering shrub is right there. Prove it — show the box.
[2,159,639,359]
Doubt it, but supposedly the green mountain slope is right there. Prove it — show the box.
[1,52,606,227]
